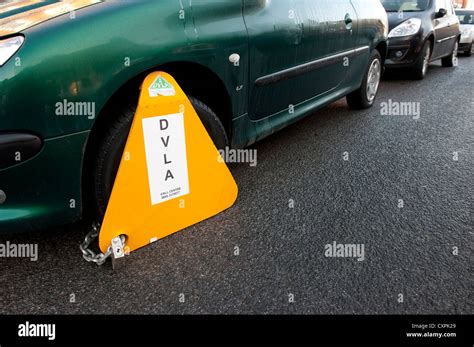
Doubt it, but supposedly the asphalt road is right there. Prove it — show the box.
[0,57,472,315]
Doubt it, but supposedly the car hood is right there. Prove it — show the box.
[460,24,474,31]
[0,0,102,37]
[387,11,423,31]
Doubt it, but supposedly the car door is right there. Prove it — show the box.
[243,0,357,120]
[444,0,460,54]
[433,0,453,58]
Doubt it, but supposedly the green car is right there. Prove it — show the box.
[0,0,388,232]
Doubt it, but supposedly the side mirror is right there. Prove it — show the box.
[436,8,447,18]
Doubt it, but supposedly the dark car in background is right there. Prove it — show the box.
[456,9,474,55]
[382,0,460,79]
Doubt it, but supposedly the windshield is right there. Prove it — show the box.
[456,12,474,25]
[381,0,430,12]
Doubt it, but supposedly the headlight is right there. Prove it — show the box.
[0,36,24,67]
[461,29,471,38]
[388,18,422,38]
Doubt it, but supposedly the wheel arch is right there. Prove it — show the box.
[375,40,388,64]
[426,33,435,57]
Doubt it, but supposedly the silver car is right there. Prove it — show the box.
[456,9,474,56]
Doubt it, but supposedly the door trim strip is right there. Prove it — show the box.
[436,35,457,43]
[255,46,370,87]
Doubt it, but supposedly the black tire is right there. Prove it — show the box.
[465,44,472,57]
[346,49,382,110]
[93,95,228,216]
[413,40,431,80]
[441,40,458,67]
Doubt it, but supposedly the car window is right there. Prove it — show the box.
[457,12,474,24]
[381,0,430,12]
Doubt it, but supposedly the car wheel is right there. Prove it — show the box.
[465,44,472,57]
[441,41,458,67]
[346,49,382,110]
[413,41,431,80]
[93,95,229,216]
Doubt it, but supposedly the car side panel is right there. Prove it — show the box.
[244,0,358,121]
[0,0,249,232]
[433,0,452,58]
[0,1,248,139]
[232,0,388,148]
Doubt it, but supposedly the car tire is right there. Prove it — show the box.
[413,41,431,80]
[465,44,472,57]
[93,95,229,216]
[441,40,458,67]
[346,49,382,110]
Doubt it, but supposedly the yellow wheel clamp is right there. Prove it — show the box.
[98,72,238,262]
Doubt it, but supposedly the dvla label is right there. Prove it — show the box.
[148,75,175,97]
[142,113,190,205]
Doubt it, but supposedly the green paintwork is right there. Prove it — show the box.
[0,131,87,231]
[0,0,387,232]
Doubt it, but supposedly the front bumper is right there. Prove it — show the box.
[0,133,42,170]
[385,34,424,68]
[458,40,472,52]
[0,131,88,233]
